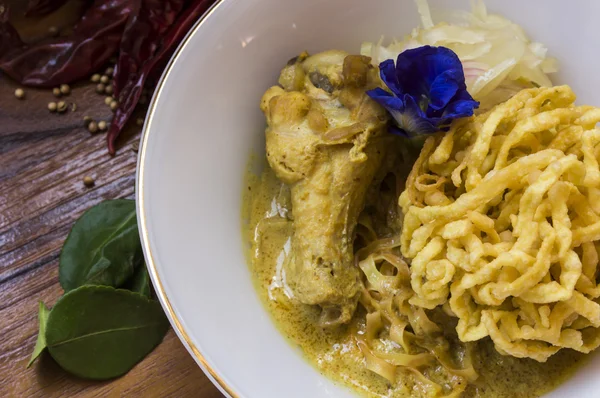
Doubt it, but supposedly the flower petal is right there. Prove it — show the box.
[442,89,479,118]
[367,87,405,113]
[378,59,401,96]
[428,69,461,111]
[395,46,465,100]
[397,94,438,135]
[373,45,479,137]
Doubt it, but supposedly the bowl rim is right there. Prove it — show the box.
[135,0,237,396]
[132,1,600,397]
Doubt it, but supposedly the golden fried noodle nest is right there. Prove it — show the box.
[400,85,600,362]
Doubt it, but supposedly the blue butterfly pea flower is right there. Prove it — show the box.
[367,46,479,137]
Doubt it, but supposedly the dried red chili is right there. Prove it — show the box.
[112,0,186,98]
[0,6,22,56]
[0,0,131,87]
[0,0,217,154]
[25,0,71,17]
[107,0,216,155]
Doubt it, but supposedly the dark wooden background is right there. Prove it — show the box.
[0,2,224,396]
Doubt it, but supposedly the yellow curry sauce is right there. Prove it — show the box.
[243,166,586,398]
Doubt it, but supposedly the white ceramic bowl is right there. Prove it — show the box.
[136,0,600,396]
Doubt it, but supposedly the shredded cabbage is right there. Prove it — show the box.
[361,0,558,111]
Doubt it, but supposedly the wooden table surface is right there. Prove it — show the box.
[0,9,225,396]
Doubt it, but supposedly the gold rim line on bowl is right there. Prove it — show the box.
[136,1,238,397]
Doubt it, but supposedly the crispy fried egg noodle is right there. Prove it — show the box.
[400,85,600,362]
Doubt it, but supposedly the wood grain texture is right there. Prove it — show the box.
[0,11,224,396]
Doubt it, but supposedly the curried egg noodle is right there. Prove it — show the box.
[400,85,600,362]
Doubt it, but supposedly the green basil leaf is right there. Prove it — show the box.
[45,285,169,380]
[125,264,152,298]
[27,301,50,367]
[59,200,141,292]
